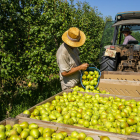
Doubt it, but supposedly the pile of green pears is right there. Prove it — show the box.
[71,86,110,94]
[23,91,140,135]
[0,121,110,140]
[81,70,100,91]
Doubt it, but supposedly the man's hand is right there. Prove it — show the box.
[80,63,89,71]
[61,63,89,77]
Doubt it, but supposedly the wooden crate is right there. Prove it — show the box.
[1,118,140,140]
[98,79,140,97]
[0,118,19,126]
[101,71,140,81]
[16,90,140,140]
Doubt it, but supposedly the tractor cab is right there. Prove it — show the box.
[100,11,140,72]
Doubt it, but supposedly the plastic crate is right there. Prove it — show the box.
[80,67,101,89]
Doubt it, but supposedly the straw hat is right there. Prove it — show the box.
[62,27,86,47]
[121,27,132,34]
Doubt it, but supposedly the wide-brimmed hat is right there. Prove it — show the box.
[121,27,132,34]
[62,27,86,47]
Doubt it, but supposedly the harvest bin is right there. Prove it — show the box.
[1,118,140,140]
[101,71,140,81]
[98,79,140,97]
[16,90,140,140]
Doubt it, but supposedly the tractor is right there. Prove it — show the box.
[100,11,140,72]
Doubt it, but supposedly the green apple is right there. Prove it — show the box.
[82,75,86,80]
[85,136,94,140]
[118,105,125,111]
[23,110,31,115]
[129,103,136,108]
[107,115,115,122]
[89,71,94,75]
[33,109,40,116]
[67,119,74,125]
[9,129,18,136]
[109,128,117,133]
[26,136,35,140]
[30,129,40,139]
[130,126,136,132]
[137,101,140,106]
[13,126,22,134]
[87,74,91,79]
[77,132,87,140]
[83,120,90,128]
[0,132,6,139]
[43,128,53,134]
[121,112,128,118]
[20,130,29,139]
[124,101,130,106]
[121,99,125,103]
[84,71,88,76]
[78,119,85,125]
[137,126,140,133]
[125,127,132,135]
[70,131,79,138]
[91,119,98,126]
[38,127,44,136]
[5,124,12,131]
[118,118,126,122]
[100,136,110,140]
[0,125,5,132]
[114,114,122,120]
[9,135,20,140]
[29,123,38,130]
[127,118,136,126]
[108,96,114,101]
[115,97,121,102]
[116,128,121,134]
[41,116,50,121]
[134,116,140,123]
[55,133,64,140]
[60,131,67,138]
[121,129,126,135]
[105,122,113,129]
[132,107,138,113]
[120,122,128,129]
[43,132,51,138]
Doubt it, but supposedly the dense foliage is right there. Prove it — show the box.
[131,31,140,43]
[0,0,106,120]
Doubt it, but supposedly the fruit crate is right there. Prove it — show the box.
[1,117,113,140]
[16,90,140,140]
[1,118,140,140]
[101,71,140,81]
[98,79,140,97]
[0,118,121,140]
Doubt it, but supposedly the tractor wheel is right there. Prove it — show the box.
[100,51,117,72]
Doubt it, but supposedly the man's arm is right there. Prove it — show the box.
[62,63,89,77]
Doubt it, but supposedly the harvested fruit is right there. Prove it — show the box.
[23,91,140,135]
[81,70,100,90]
[1,122,97,140]
[71,86,110,94]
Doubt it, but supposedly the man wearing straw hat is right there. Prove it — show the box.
[122,27,136,45]
[56,27,89,90]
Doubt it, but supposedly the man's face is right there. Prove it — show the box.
[123,31,129,37]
